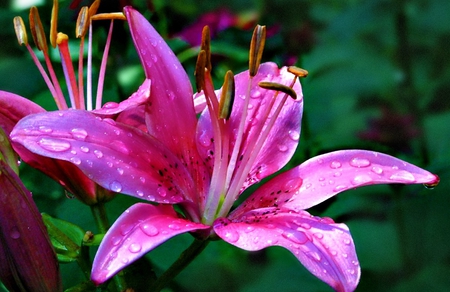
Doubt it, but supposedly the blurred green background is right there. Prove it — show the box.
[1,0,449,291]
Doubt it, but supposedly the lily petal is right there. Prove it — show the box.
[91,203,209,284]
[214,208,359,292]
[91,79,151,116]
[11,110,197,203]
[124,7,210,201]
[0,91,45,134]
[233,150,439,216]
[196,63,302,190]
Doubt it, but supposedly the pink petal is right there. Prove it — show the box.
[11,110,197,204]
[0,91,45,134]
[91,203,209,284]
[233,150,439,216]
[91,79,151,116]
[214,208,359,292]
[196,63,303,189]
[124,7,210,200]
[115,105,148,133]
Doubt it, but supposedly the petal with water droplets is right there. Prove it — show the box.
[11,110,197,203]
[214,208,359,292]
[92,79,151,116]
[233,150,439,214]
[91,203,209,284]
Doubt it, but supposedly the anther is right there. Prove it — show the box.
[75,6,89,38]
[50,0,58,48]
[29,6,48,52]
[219,70,235,120]
[13,17,28,46]
[288,66,309,78]
[201,26,212,72]
[249,25,266,77]
[88,0,101,18]
[194,50,207,93]
[91,13,127,21]
[258,81,297,100]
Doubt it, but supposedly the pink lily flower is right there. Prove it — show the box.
[10,7,439,291]
[0,2,151,204]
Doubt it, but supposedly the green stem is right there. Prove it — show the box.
[150,238,210,292]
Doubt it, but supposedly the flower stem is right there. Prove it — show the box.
[150,238,210,291]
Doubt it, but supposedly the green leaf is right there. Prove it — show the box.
[0,127,19,174]
[42,213,85,263]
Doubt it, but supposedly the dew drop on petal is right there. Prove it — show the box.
[103,102,119,109]
[38,138,71,152]
[282,230,308,244]
[306,251,322,261]
[9,227,20,239]
[38,125,53,133]
[94,149,103,158]
[199,131,212,147]
[330,161,342,169]
[71,128,88,140]
[136,190,144,197]
[70,157,81,165]
[371,166,383,175]
[111,236,122,246]
[110,180,123,192]
[223,230,240,243]
[168,223,181,230]
[117,168,124,175]
[350,157,371,168]
[120,223,134,236]
[80,146,90,153]
[157,186,167,197]
[128,243,142,253]
[288,130,300,141]
[244,226,255,233]
[140,223,159,236]
[389,170,415,183]
[333,185,347,192]
[352,174,372,185]
[277,144,288,152]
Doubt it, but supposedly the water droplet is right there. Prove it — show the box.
[333,171,342,177]
[120,223,134,235]
[136,190,144,197]
[250,89,261,98]
[284,179,302,191]
[350,157,371,168]
[330,161,342,169]
[71,128,88,140]
[94,149,103,158]
[314,232,324,239]
[140,223,159,236]
[343,238,351,245]
[282,230,308,244]
[117,168,124,175]
[129,243,142,253]
[110,181,123,192]
[10,227,20,239]
[371,166,383,175]
[151,54,158,62]
[300,223,311,229]
[70,157,81,165]
[389,170,415,182]
[288,130,300,141]
[38,138,71,152]
[139,177,146,183]
[80,146,90,153]
[103,102,119,109]
[107,161,114,168]
[244,226,255,233]
[277,144,288,152]
[168,223,181,230]
[199,131,212,147]
[38,125,53,133]
[224,230,240,243]
[352,174,372,185]
[157,186,167,197]
[111,236,122,246]
[333,185,347,192]
[306,251,322,261]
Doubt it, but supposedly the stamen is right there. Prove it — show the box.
[218,71,235,119]
[194,50,207,93]
[95,20,115,109]
[201,26,212,71]
[13,16,28,45]
[75,6,89,38]
[91,13,127,21]
[88,0,101,18]
[50,0,58,48]
[288,66,308,78]
[57,33,79,108]
[249,25,266,77]
[29,6,48,52]
[258,82,297,100]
